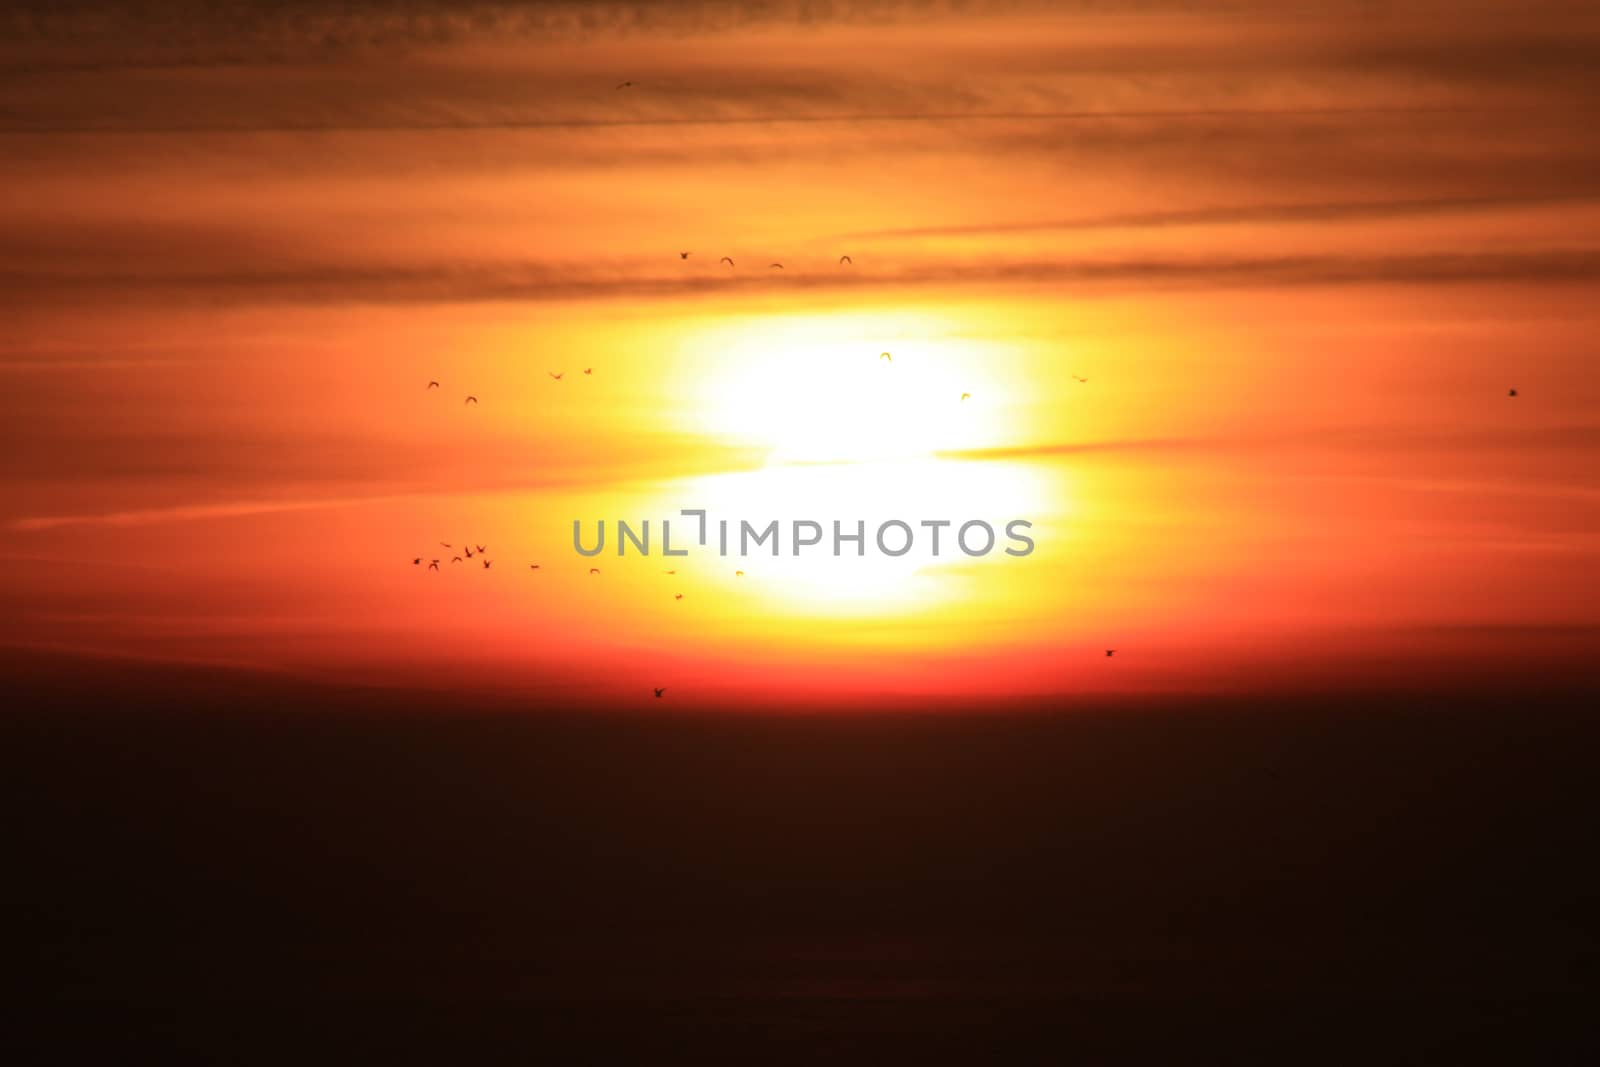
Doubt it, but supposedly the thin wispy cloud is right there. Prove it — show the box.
[832,193,1599,242]
[7,496,403,532]
[939,424,1600,464]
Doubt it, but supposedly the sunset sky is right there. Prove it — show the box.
[3,0,1597,707]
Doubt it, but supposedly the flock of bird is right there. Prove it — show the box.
[675,251,855,270]
[415,544,621,576]
[412,240,1526,696]
[412,543,495,570]
[428,367,593,405]
[426,252,1031,408]
[412,521,749,695]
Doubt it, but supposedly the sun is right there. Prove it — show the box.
[594,308,1061,620]
[683,311,1011,465]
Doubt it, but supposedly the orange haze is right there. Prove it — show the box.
[3,1,1598,706]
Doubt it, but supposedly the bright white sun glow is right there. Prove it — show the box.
[683,312,1016,465]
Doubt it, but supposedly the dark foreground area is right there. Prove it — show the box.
[7,651,1600,1063]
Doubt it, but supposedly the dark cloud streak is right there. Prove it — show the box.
[833,193,1600,242]
[4,250,1597,308]
[0,105,1515,137]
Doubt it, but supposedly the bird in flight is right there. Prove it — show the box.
[719,256,735,266]
[961,392,971,401]
[1509,388,1518,397]
[679,251,690,260]
[440,542,453,548]
[529,564,541,571]
[1105,649,1116,657]
[735,570,744,577]
[674,593,684,600]
[464,396,478,405]
[583,368,592,375]
[464,546,473,558]
[428,560,440,570]
[452,556,463,563]
[663,569,677,575]
[880,351,892,362]
[427,380,439,389]
[413,557,422,565]
[549,372,564,381]
[482,560,492,570]
[475,544,487,554]
[769,262,783,269]
[589,567,601,575]
[839,255,853,265]
[1072,375,1088,383]
[616,81,635,89]
[653,687,666,698]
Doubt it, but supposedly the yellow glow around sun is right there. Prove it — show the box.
[683,311,1017,465]
[566,308,1065,623]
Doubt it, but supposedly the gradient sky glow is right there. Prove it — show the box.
[3,1,1598,706]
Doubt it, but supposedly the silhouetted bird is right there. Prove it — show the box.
[880,351,892,362]
[679,252,690,260]
[549,372,564,381]
[961,392,971,401]
[653,687,666,698]
[475,544,487,554]
[1106,649,1116,657]
[427,380,440,389]
[529,564,541,570]
[1072,375,1088,383]
[769,262,783,269]
[589,567,601,575]
[482,560,492,569]
[452,556,463,563]
[583,368,592,375]
[735,570,744,577]
[663,570,677,575]
[674,593,683,600]
[441,543,453,548]
[616,81,634,89]
[464,396,478,405]
[413,558,422,565]
[839,255,853,265]
[428,560,440,570]
[719,256,735,266]
[465,547,473,558]
[1509,388,1518,397]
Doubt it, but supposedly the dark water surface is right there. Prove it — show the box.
[7,653,1598,1061]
